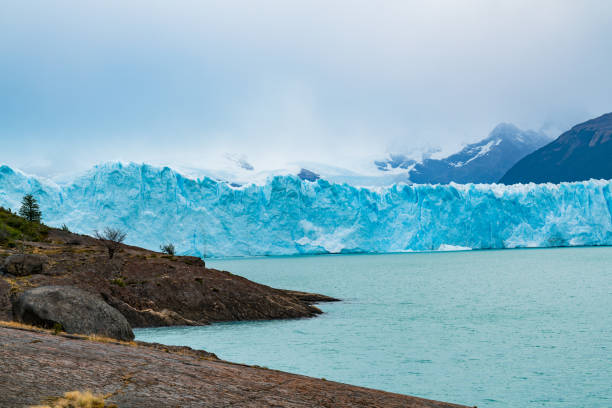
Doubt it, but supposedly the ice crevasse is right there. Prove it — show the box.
[1,162,611,258]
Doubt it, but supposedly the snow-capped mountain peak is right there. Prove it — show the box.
[449,139,502,168]
[376,123,550,184]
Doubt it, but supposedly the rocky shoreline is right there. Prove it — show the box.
[0,228,338,330]
[0,324,470,407]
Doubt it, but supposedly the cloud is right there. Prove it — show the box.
[1,0,611,175]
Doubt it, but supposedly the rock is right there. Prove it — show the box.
[297,168,320,182]
[0,326,469,408]
[2,254,48,276]
[102,294,203,327]
[12,286,134,341]
[66,237,83,245]
[178,256,205,268]
[280,290,340,303]
[1,228,337,328]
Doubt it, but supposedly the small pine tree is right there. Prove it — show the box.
[19,194,42,223]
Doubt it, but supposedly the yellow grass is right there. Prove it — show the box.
[30,390,116,408]
[0,320,39,330]
[0,321,137,346]
[2,275,35,296]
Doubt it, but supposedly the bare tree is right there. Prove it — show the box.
[94,227,127,259]
[160,243,176,256]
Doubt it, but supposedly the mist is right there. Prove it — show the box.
[1,0,611,176]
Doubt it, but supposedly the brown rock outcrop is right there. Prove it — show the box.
[0,229,339,328]
[0,325,470,408]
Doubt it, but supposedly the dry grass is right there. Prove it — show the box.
[0,321,137,346]
[0,320,40,330]
[2,273,35,294]
[31,247,64,255]
[85,334,137,346]
[3,275,33,285]
[1,320,218,363]
[71,247,97,253]
[30,390,116,408]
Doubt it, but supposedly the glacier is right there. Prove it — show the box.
[1,162,612,258]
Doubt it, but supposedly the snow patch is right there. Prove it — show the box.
[450,140,498,167]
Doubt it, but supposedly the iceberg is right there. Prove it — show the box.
[1,162,611,258]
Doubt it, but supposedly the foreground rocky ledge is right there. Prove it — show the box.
[0,325,470,408]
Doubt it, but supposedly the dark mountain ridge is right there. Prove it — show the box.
[500,112,612,184]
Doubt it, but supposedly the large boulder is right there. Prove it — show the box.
[12,286,134,341]
[2,254,48,276]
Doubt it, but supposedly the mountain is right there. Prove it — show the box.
[297,168,321,182]
[1,162,612,257]
[500,113,612,184]
[376,124,550,184]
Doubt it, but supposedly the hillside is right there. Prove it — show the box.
[0,208,337,326]
[0,206,48,245]
[500,113,612,184]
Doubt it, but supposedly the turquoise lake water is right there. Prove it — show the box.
[135,247,612,407]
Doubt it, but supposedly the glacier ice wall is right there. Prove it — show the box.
[1,163,612,257]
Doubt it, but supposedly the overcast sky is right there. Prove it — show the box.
[1,0,612,176]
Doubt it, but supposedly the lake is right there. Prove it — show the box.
[135,247,612,407]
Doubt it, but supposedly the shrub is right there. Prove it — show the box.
[160,243,176,256]
[53,322,63,335]
[94,227,127,259]
[0,206,49,245]
[60,224,70,232]
[30,390,115,408]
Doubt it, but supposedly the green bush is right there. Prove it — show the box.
[53,322,64,335]
[0,207,49,246]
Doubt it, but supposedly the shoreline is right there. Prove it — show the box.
[0,224,340,328]
[205,243,612,261]
[0,322,471,408]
